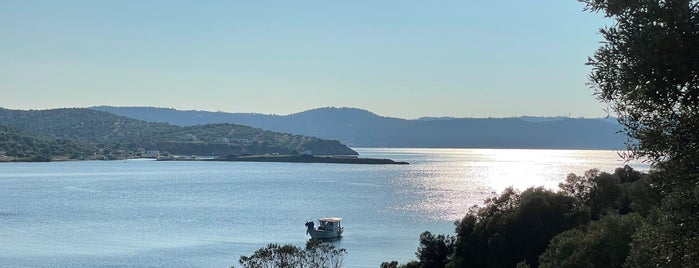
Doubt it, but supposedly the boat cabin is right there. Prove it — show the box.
[318,217,341,232]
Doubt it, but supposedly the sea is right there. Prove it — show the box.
[0,148,649,267]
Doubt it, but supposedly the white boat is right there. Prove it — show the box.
[305,217,343,239]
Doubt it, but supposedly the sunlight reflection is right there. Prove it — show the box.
[477,149,587,191]
[370,148,650,222]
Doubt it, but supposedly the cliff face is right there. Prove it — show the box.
[0,108,357,160]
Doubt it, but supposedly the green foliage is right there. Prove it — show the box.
[559,169,597,205]
[580,0,699,167]
[560,169,624,220]
[432,167,658,268]
[625,165,699,267]
[0,108,356,161]
[546,165,687,267]
[303,239,348,268]
[559,166,659,220]
[415,231,456,268]
[539,213,644,268]
[381,231,455,268]
[580,1,699,264]
[238,243,304,268]
[613,165,644,184]
[0,124,95,161]
[380,260,422,268]
[449,187,589,268]
[377,166,659,268]
[236,240,346,268]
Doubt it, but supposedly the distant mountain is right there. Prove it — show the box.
[516,116,576,123]
[417,116,460,121]
[0,108,356,161]
[92,106,626,149]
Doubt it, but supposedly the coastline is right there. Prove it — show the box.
[160,154,409,165]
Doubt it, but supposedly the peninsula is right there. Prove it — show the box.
[0,108,358,162]
[160,154,409,165]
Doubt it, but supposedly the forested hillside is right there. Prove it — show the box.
[0,108,356,161]
[93,106,625,149]
[0,125,94,161]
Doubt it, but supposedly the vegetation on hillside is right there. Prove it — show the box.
[0,125,95,161]
[0,108,356,161]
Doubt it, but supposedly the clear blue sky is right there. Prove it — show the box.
[1,1,609,119]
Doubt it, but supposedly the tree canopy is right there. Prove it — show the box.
[236,240,346,268]
[581,1,699,265]
[581,0,699,168]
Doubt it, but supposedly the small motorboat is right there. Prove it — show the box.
[305,217,343,239]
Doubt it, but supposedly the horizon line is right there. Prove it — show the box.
[1,105,614,121]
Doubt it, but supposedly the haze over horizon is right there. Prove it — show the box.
[88,105,614,120]
[2,1,609,119]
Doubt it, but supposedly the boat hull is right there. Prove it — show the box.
[307,228,343,239]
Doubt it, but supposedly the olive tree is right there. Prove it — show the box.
[581,0,699,168]
[581,1,699,266]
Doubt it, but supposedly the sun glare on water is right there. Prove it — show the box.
[477,149,590,191]
[374,148,647,221]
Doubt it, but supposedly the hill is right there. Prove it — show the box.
[92,106,625,149]
[0,108,356,161]
[0,124,94,161]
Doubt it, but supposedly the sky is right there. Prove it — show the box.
[1,1,611,119]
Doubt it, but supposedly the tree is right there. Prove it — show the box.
[236,240,346,268]
[539,213,643,268]
[558,169,598,205]
[581,1,699,266]
[581,0,699,168]
[303,239,347,268]
[449,187,589,268]
[380,231,455,268]
[415,231,456,268]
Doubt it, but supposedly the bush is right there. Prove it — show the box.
[236,239,346,268]
[539,213,643,268]
[449,187,589,267]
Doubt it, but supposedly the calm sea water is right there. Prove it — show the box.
[0,148,647,267]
